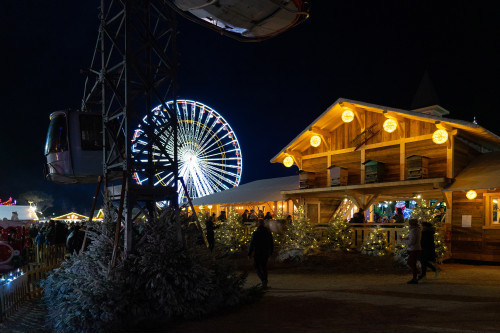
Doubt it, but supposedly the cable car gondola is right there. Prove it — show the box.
[169,0,310,41]
[44,110,103,184]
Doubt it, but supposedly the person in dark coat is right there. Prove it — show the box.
[217,211,227,222]
[392,207,405,224]
[242,210,250,223]
[206,213,217,252]
[248,219,274,289]
[418,221,439,280]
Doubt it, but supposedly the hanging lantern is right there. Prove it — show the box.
[310,135,321,147]
[341,109,354,123]
[432,129,448,144]
[466,190,477,200]
[283,156,294,167]
[383,118,397,133]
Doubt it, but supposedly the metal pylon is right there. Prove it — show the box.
[82,0,179,253]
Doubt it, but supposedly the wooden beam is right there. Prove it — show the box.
[447,133,454,178]
[400,140,406,181]
[435,121,453,132]
[286,149,303,170]
[301,133,434,160]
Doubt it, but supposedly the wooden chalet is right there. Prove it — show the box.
[271,98,500,261]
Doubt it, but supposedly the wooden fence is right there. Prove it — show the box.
[0,244,65,323]
[312,223,405,250]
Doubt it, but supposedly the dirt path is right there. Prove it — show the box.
[169,260,500,333]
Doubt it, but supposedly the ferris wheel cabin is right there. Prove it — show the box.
[171,0,309,41]
[44,110,103,184]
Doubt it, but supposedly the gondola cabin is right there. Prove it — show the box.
[171,0,309,41]
[44,110,102,184]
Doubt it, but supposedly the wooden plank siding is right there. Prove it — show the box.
[366,145,400,182]
[331,151,362,185]
[453,136,481,177]
[450,191,487,261]
[405,139,447,178]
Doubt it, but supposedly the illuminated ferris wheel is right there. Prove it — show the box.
[131,99,243,204]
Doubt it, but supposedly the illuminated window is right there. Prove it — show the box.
[493,198,500,224]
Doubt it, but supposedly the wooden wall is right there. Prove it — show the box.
[366,145,400,182]
[331,151,362,185]
[406,139,447,178]
[450,190,500,262]
[454,136,481,177]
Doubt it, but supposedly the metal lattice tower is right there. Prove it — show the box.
[82,0,179,253]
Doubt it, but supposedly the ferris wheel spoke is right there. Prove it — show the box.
[202,160,241,172]
[203,166,240,183]
[202,164,237,187]
[132,99,242,203]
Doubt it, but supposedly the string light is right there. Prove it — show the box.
[432,129,448,144]
[310,135,321,147]
[283,156,294,167]
[466,190,477,200]
[383,118,397,133]
[341,109,354,123]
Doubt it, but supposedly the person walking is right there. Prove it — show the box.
[403,218,421,284]
[248,218,274,289]
[206,213,217,252]
[418,221,439,280]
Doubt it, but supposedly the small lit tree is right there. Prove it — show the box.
[277,205,318,262]
[215,208,250,254]
[393,224,410,265]
[361,228,390,256]
[326,216,353,251]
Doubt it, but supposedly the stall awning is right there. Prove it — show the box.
[444,151,500,192]
[191,176,298,206]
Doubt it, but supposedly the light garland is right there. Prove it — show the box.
[432,129,448,144]
[383,118,397,133]
[310,135,321,147]
[466,190,477,200]
[341,109,354,123]
[283,156,294,167]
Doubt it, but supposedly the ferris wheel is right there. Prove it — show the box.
[131,99,243,204]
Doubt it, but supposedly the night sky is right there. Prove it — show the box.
[0,1,499,215]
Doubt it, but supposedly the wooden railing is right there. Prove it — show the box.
[0,244,65,323]
[350,223,405,249]
[313,223,405,250]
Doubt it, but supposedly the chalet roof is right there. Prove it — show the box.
[271,98,500,164]
[444,151,500,192]
[191,175,298,205]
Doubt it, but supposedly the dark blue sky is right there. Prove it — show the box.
[0,1,499,215]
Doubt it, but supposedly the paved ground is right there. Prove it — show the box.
[2,255,500,332]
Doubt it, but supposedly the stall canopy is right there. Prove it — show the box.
[191,176,298,205]
[444,151,500,192]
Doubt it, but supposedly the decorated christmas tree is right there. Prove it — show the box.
[326,216,353,251]
[277,205,318,262]
[393,224,410,265]
[361,228,390,256]
[215,208,251,254]
[410,200,434,223]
